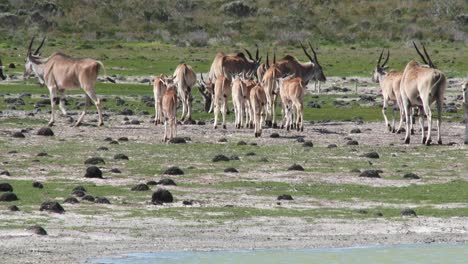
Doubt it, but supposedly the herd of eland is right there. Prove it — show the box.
[0,37,466,144]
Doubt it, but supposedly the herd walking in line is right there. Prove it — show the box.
[1,37,466,144]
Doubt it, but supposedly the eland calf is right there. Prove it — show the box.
[161,78,178,142]
[153,74,167,125]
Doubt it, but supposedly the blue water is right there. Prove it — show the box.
[87,244,468,264]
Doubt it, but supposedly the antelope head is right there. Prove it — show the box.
[24,36,46,82]
[372,49,390,83]
[412,41,436,69]
[0,57,6,80]
[243,46,262,72]
[197,73,214,112]
[301,42,326,82]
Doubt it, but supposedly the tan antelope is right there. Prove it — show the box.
[153,74,167,125]
[372,49,405,133]
[231,74,248,128]
[173,63,196,121]
[400,42,446,145]
[161,78,178,142]
[197,73,214,113]
[0,57,6,80]
[256,52,269,82]
[23,37,114,127]
[463,81,468,144]
[278,76,306,131]
[262,51,281,127]
[213,75,231,129]
[275,42,326,84]
[240,75,256,128]
[250,83,267,137]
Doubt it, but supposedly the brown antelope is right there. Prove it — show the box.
[278,76,306,132]
[197,73,214,113]
[275,42,326,84]
[250,83,267,137]
[153,74,167,125]
[173,63,196,121]
[209,47,261,81]
[400,42,446,145]
[463,81,468,144]
[213,75,231,129]
[231,74,248,128]
[161,78,178,142]
[372,49,405,133]
[256,53,269,82]
[262,52,281,127]
[0,57,6,80]
[23,37,114,127]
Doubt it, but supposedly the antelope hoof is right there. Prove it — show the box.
[214,125,218,129]
[254,132,258,138]
[301,127,304,132]
[392,128,396,133]
[404,138,410,144]
[411,129,415,135]
[438,140,442,145]
[286,126,290,131]
[223,125,227,129]
[425,139,432,146]
[272,123,278,129]
[48,121,55,127]
[98,122,104,127]
[387,125,392,132]
[422,137,427,145]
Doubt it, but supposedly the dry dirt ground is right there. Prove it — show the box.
[0,79,467,263]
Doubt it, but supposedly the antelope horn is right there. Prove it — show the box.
[27,36,35,56]
[200,73,205,84]
[273,50,276,64]
[265,52,269,69]
[255,44,259,60]
[308,42,318,63]
[381,49,390,67]
[377,48,384,66]
[300,42,314,62]
[243,48,254,61]
[34,37,46,55]
[412,41,429,65]
[421,43,435,68]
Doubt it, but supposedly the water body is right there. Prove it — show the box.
[88,244,467,264]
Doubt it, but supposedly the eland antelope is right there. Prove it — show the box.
[213,75,231,129]
[173,63,196,121]
[250,83,267,137]
[161,78,178,142]
[209,47,261,81]
[197,73,214,113]
[23,37,114,127]
[400,42,446,145]
[275,42,326,84]
[153,74,167,125]
[372,49,405,133]
[262,51,281,127]
[278,76,307,132]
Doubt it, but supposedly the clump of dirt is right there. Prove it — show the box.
[37,127,54,136]
[84,166,103,178]
[152,189,174,204]
[131,184,150,191]
[163,166,184,175]
[212,154,230,162]
[40,201,65,214]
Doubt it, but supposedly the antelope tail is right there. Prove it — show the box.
[430,72,445,98]
[96,60,116,83]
